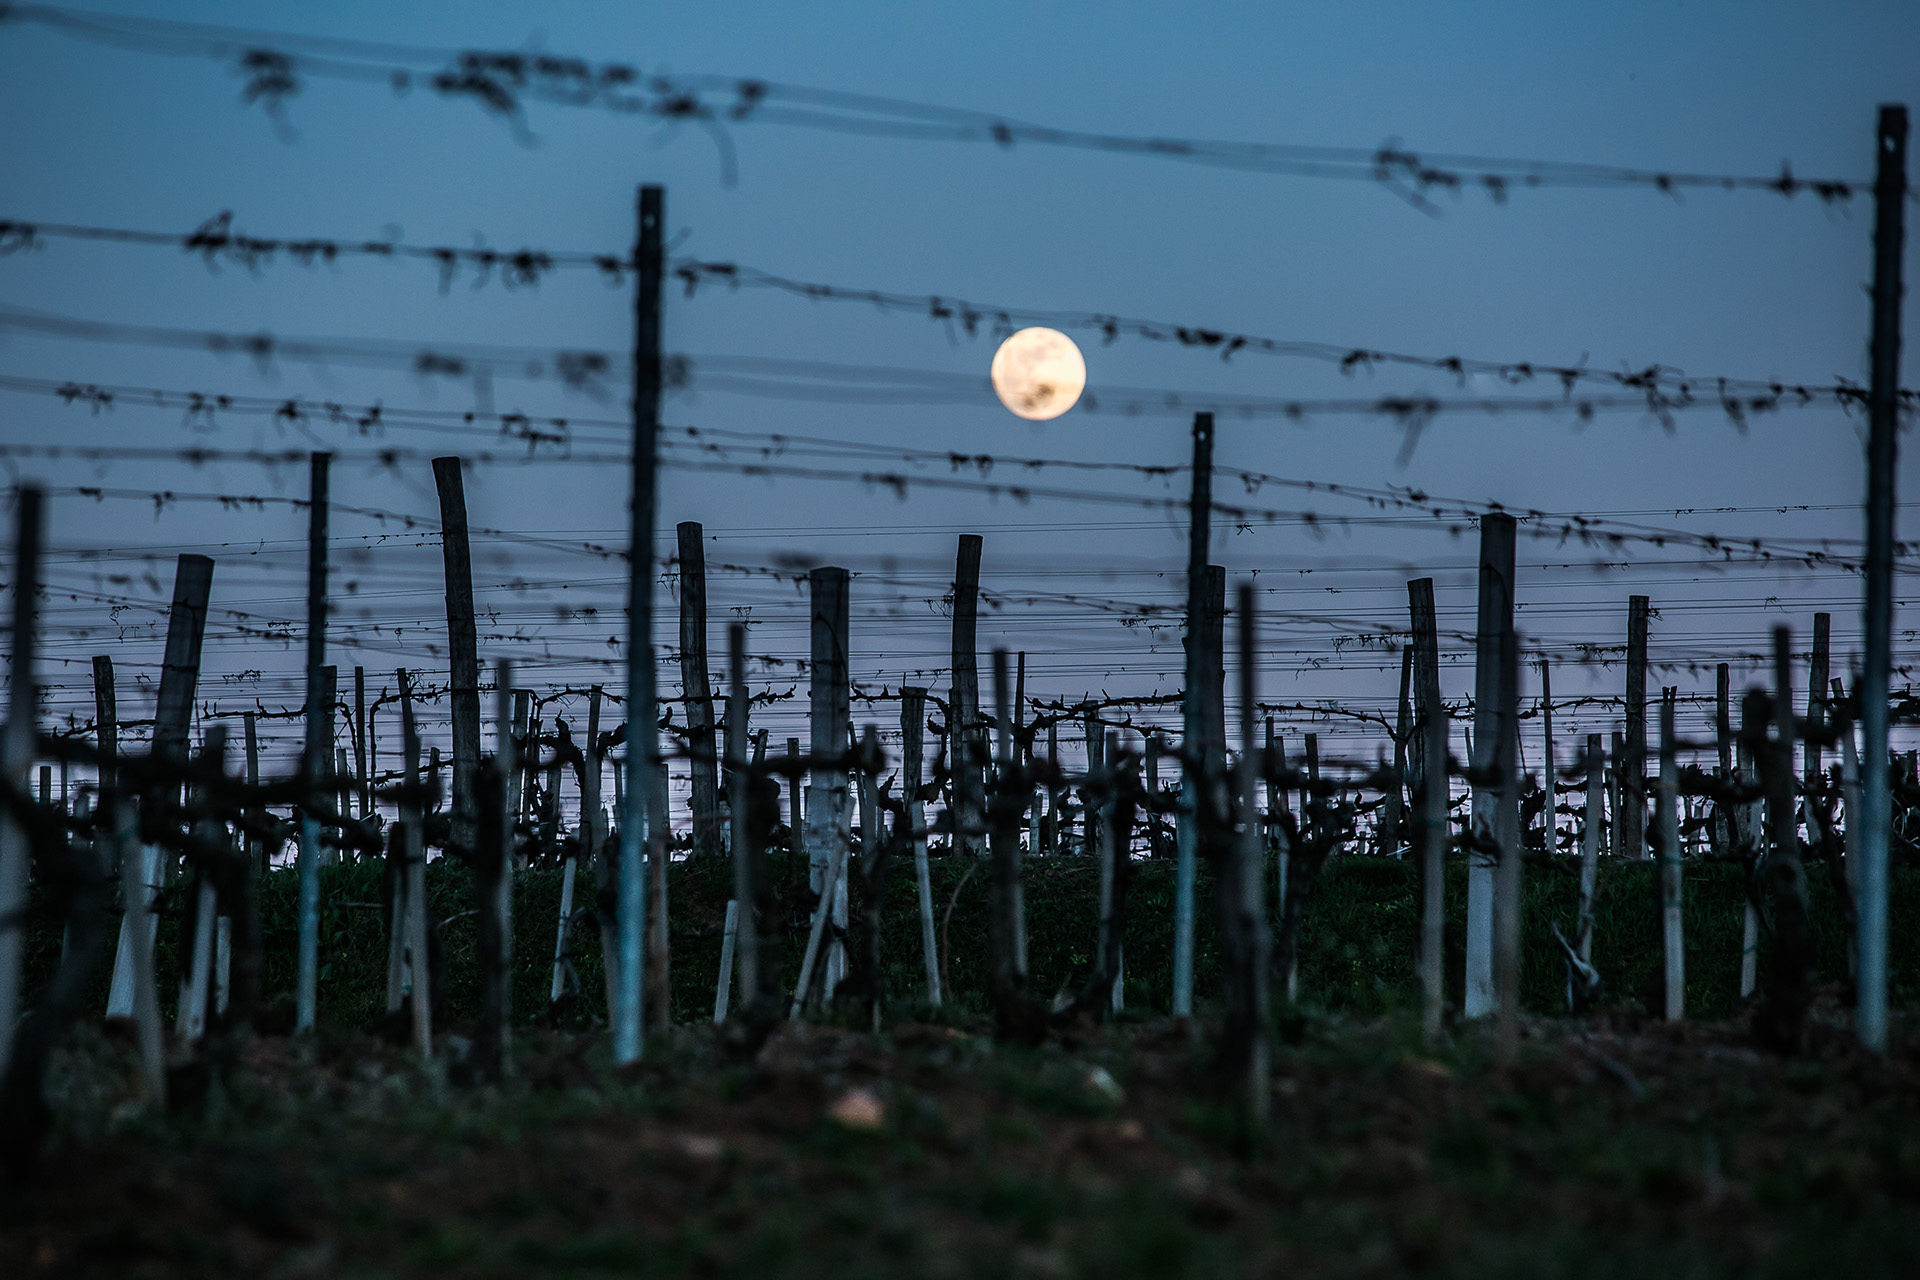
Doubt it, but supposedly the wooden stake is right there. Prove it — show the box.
[296,453,330,1035]
[1467,514,1517,1028]
[803,566,852,1003]
[1539,657,1554,852]
[1806,612,1831,790]
[1173,411,1213,1019]
[1624,596,1650,860]
[1578,733,1602,965]
[398,671,431,1057]
[615,183,665,1066]
[0,487,43,1078]
[678,522,722,859]
[951,535,984,860]
[432,456,482,856]
[1657,689,1684,1021]
[1407,577,1445,1042]
[1232,582,1271,1130]
[727,626,760,1010]
[902,686,940,1006]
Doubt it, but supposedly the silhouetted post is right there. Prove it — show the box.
[1609,729,1628,860]
[98,649,162,1099]
[177,728,228,1047]
[476,660,514,1080]
[1657,689,1684,1020]
[1806,613,1831,790]
[0,488,42,1077]
[1716,663,1733,772]
[290,456,330,1031]
[1579,733,1603,964]
[616,183,664,1064]
[398,671,431,1057]
[902,686,940,1005]
[951,535,984,859]
[1625,595,1650,860]
[1539,657,1554,851]
[432,457,481,857]
[806,567,852,997]
[1860,104,1907,1053]
[727,626,759,1009]
[1407,577,1445,1041]
[1228,582,1271,1130]
[786,736,803,843]
[353,667,369,818]
[510,691,532,827]
[1173,411,1213,1018]
[678,522,721,859]
[1466,515,1517,1021]
[1758,627,1815,1050]
[1384,648,1411,852]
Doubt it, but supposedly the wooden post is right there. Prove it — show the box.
[178,728,228,1047]
[713,899,739,1023]
[806,567,851,998]
[1624,595,1650,860]
[614,183,665,1065]
[509,690,531,829]
[1173,411,1213,1018]
[1045,721,1061,856]
[1806,612,1831,790]
[1407,577,1445,1042]
[678,521,722,859]
[472,660,514,1079]
[1860,104,1907,1052]
[1657,689,1684,1020]
[1231,582,1271,1129]
[353,667,369,818]
[1716,663,1734,774]
[432,456,482,857]
[1539,657,1554,852]
[294,454,330,1034]
[1737,711,1761,999]
[727,625,759,1010]
[902,686,940,1006]
[1467,513,1518,1026]
[0,487,42,1077]
[786,736,803,846]
[1578,733,1603,965]
[985,649,1034,1038]
[951,535,984,859]
[1758,627,1816,1049]
[398,672,431,1056]
[1385,649,1411,853]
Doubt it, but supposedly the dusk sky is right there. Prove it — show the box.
[3,1,1916,799]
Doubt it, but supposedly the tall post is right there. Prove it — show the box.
[951,534,984,859]
[432,457,481,855]
[806,567,852,997]
[902,686,940,1005]
[1173,411,1213,1018]
[1806,613,1832,790]
[1658,690,1685,1020]
[727,626,758,1008]
[1539,657,1554,852]
[1384,648,1411,853]
[1625,595,1650,860]
[295,454,330,1034]
[353,666,369,818]
[1466,514,1517,1021]
[678,522,721,859]
[616,184,664,1064]
[1716,663,1733,774]
[1407,578,1445,1042]
[0,487,42,1076]
[1232,582,1270,1129]
[479,660,514,1078]
[1578,733,1603,965]
[398,671,431,1057]
[1860,104,1907,1052]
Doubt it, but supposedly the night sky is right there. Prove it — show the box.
[3,2,1915,813]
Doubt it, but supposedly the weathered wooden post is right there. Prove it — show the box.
[398,671,431,1057]
[1858,103,1907,1053]
[296,454,330,1034]
[1230,582,1271,1130]
[726,624,759,1011]
[615,183,666,1065]
[901,686,940,1006]
[432,457,482,860]
[1539,656,1555,851]
[1624,595,1650,860]
[786,736,803,844]
[1578,733,1603,964]
[1407,577,1445,1043]
[0,487,42,1078]
[1173,411,1213,1018]
[1384,649,1411,853]
[1757,627,1815,1050]
[806,566,852,996]
[509,690,531,829]
[1657,689,1684,1021]
[678,522,721,859]
[952,535,984,860]
[1465,516,1518,1023]
[353,667,370,818]
[177,728,229,1047]
[1806,613,1831,789]
[475,660,515,1080]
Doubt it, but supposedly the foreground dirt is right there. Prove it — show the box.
[4,1000,1920,1278]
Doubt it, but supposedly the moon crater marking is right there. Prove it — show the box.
[990,327,1086,421]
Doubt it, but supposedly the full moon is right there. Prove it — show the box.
[989,327,1086,421]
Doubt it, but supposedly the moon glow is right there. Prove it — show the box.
[989,327,1086,420]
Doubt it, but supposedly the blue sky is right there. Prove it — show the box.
[2,1,1915,785]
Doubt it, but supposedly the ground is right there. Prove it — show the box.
[6,993,1920,1279]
